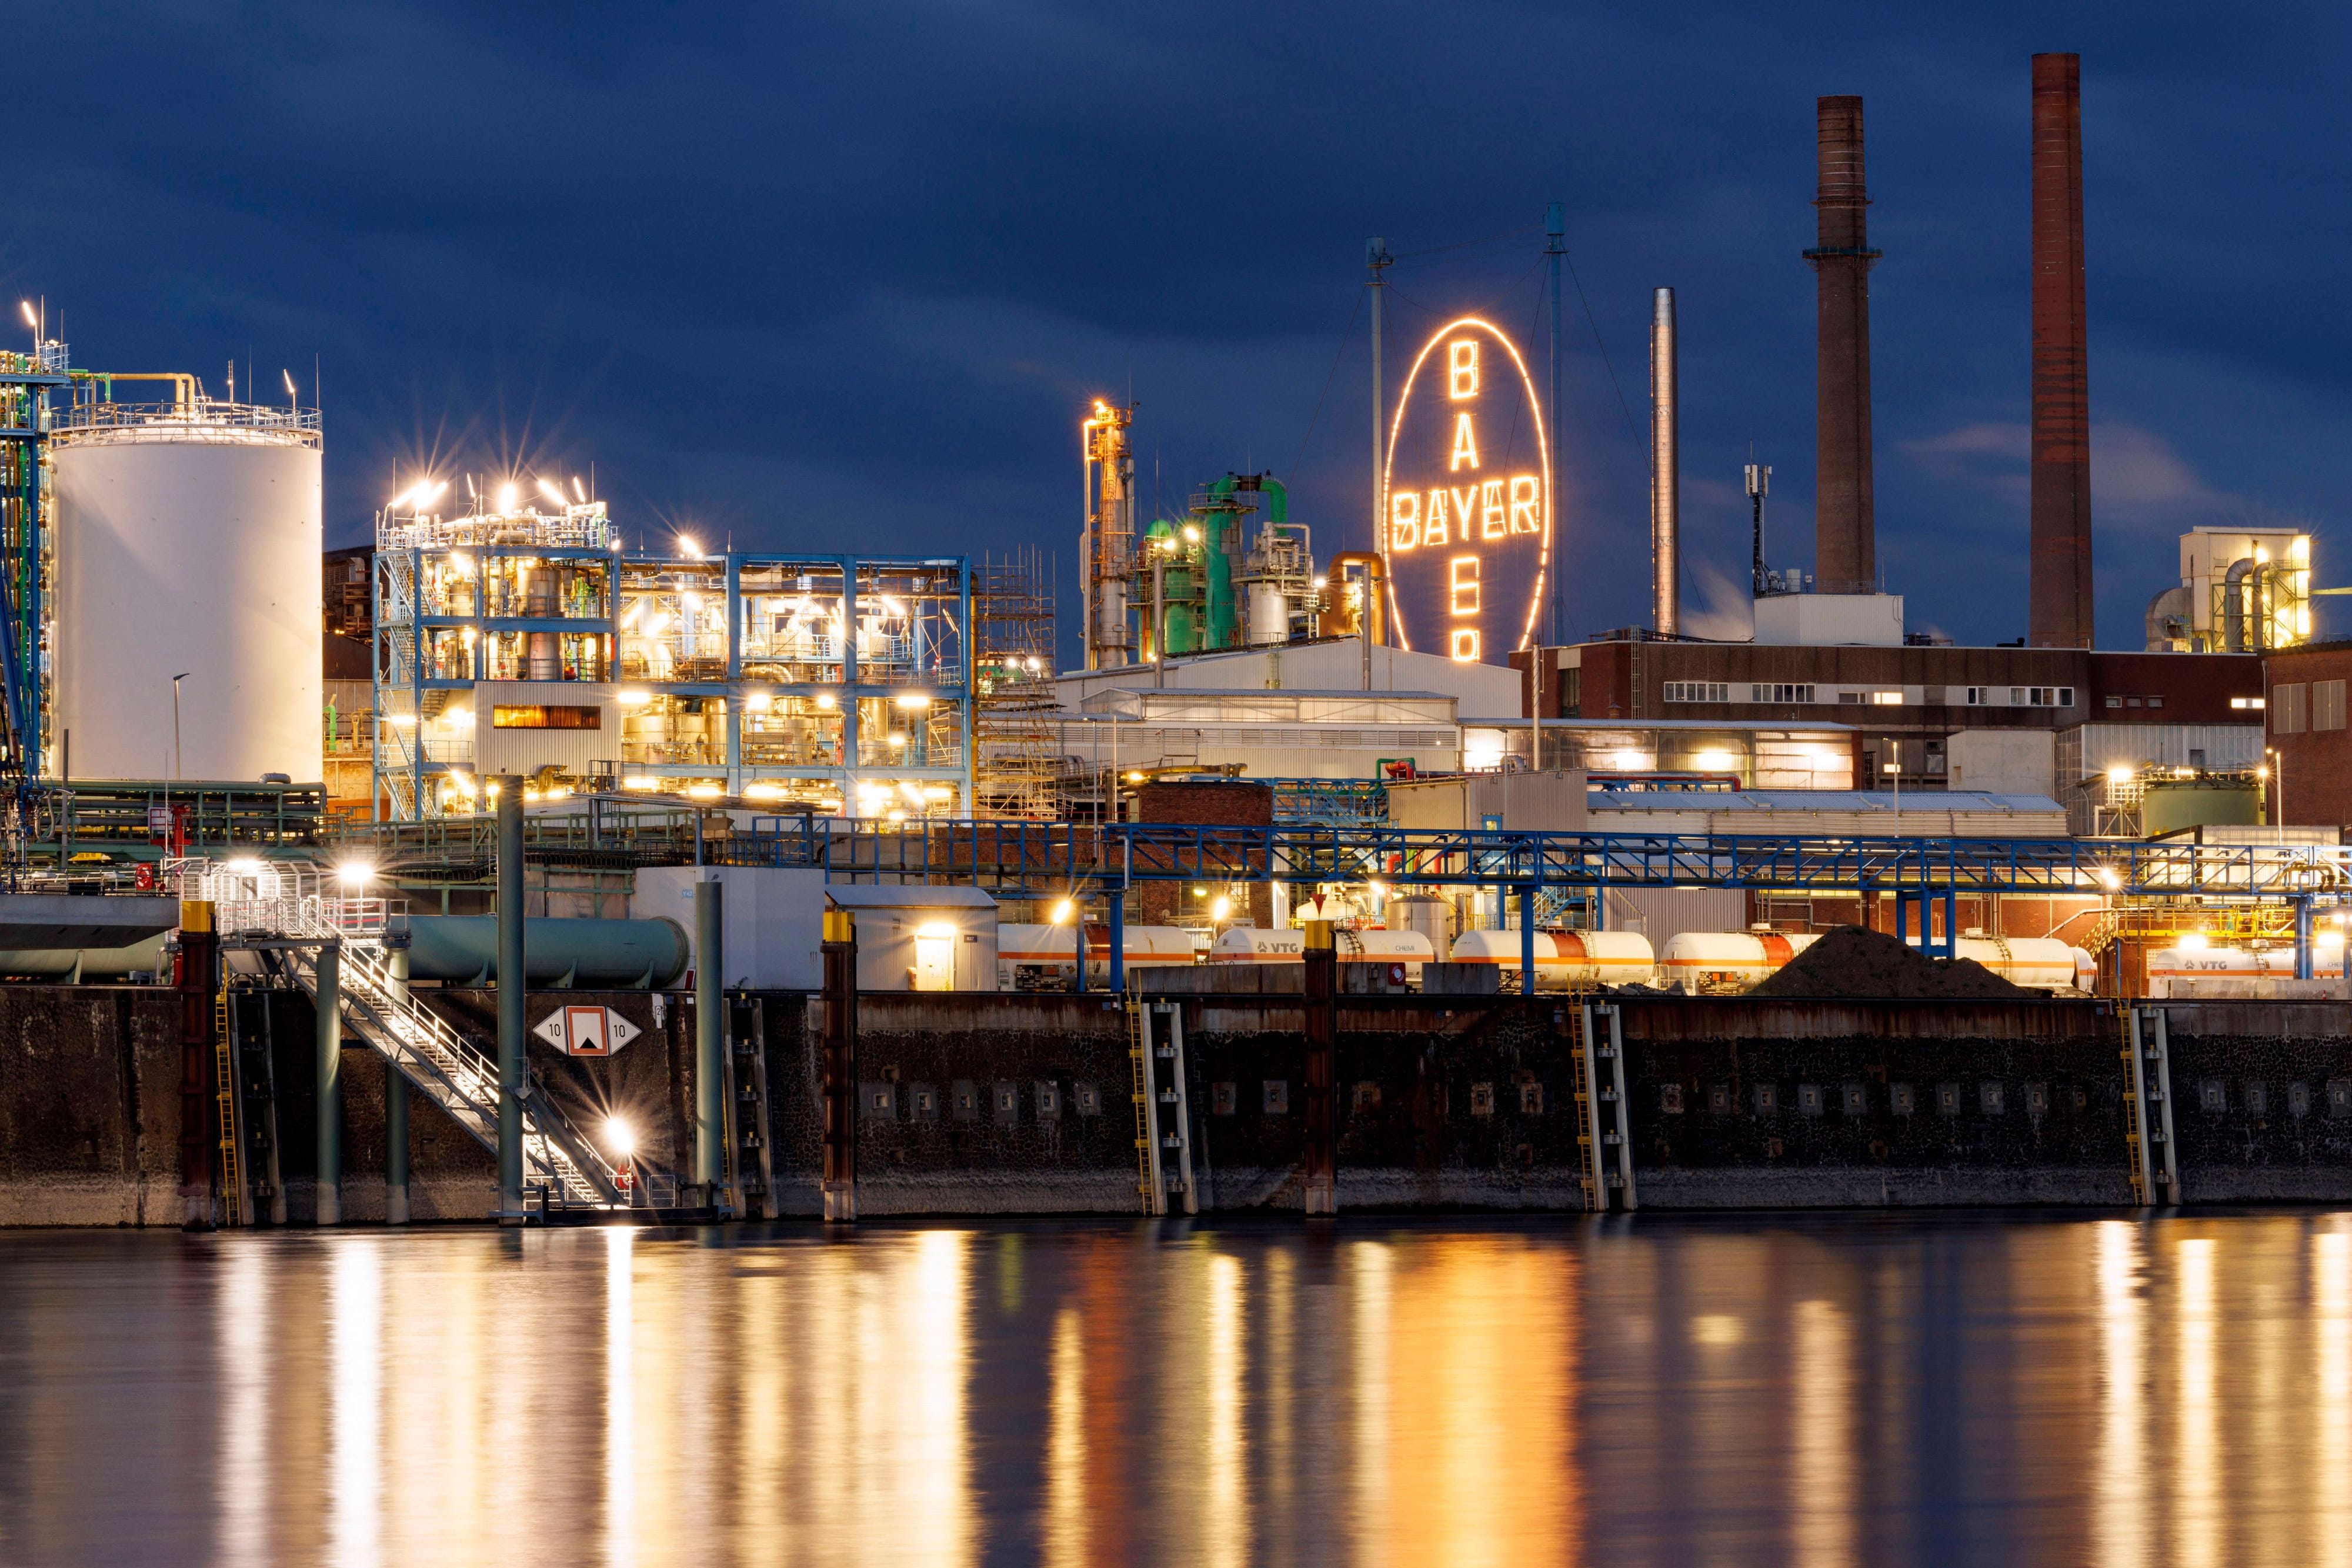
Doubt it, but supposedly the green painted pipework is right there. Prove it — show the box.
[396,915,691,989]
[1261,474,1288,523]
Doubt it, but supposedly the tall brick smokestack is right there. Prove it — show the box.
[2030,52,2093,648]
[1806,95,1880,596]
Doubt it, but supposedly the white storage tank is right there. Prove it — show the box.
[1388,895,1453,953]
[1247,585,1289,645]
[1659,930,1820,992]
[1209,926,1306,963]
[50,398,322,782]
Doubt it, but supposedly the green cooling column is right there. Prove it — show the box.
[694,878,726,1209]
[496,778,525,1222]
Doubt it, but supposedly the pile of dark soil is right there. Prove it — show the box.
[1747,923,2030,1000]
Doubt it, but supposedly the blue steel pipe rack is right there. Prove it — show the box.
[722,819,2352,992]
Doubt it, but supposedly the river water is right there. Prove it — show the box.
[0,1210,2342,1565]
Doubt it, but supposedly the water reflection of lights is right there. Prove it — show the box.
[1793,1299,1852,1568]
[602,1227,635,1567]
[2317,1230,2352,1568]
[1043,1307,1088,1567]
[2177,1237,2218,1568]
[2094,1221,2147,1568]
[332,1241,383,1568]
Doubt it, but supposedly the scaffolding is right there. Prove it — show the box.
[0,342,68,778]
[972,547,1068,818]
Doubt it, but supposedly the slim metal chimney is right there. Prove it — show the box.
[1806,95,1880,596]
[1650,286,1679,635]
[2030,52,2093,649]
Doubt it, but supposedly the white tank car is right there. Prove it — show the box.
[2144,946,2260,986]
[2255,946,2349,979]
[1659,931,1820,992]
[1949,936,2083,990]
[1209,925,1435,981]
[996,924,1195,990]
[1446,928,1657,987]
[50,400,322,782]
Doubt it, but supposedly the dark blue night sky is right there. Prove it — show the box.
[11,3,2348,661]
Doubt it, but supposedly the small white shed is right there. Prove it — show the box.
[825,886,1000,992]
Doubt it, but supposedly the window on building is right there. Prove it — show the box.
[2104,695,2123,709]
[1663,681,1730,703]
[492,705,602,729]
[2009,686,2073,709]
[2231,695,2265,710]
[2146,695,2163,709]
[2275,683,2308,735]
[2316,679,2347,732]
[1749,683,1816,704]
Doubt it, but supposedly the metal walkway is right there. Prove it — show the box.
[204,867,622,1210]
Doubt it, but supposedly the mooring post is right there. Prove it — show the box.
[695,876,726,1211]
[316,942,342,1226]
[821,906,859,1223]
[495,777,525,1223]
[176,899,218,1230]
[1302,918,1337,1216]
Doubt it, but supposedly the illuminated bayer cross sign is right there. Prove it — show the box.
[1382,317,1552,663]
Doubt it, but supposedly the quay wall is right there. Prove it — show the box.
[1,985,2349,1223]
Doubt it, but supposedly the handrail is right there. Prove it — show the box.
[712,818,2352,902]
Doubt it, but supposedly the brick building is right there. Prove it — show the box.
[2262,640,2352,826]
[1517,639,2262,799]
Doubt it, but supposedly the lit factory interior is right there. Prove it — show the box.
[0,50,2348,1227]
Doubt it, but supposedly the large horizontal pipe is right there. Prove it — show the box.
[396,916,690,989]
[0,933,169,981]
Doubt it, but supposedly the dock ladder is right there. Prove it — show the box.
[1570,999,1639,1212]
[2123,1004,2180,1206]
[212,987,243,1227]
[722,997,777,1220]
[1127,990,1196,1216]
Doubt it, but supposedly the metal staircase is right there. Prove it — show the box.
[198,864,622,1211]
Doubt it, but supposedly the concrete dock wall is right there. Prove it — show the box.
[3,984,2351,1223]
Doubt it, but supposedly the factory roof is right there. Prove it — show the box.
[1587,789,2061,815]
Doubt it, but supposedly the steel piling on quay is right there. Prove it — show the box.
[694,878,725,1209]
[315,942,341,1226]
[175,899,216,1230]
[1301,919,1337,1216]
[495,778,525,1222]
[385,946,410,1225]
[820,908,858,1223]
